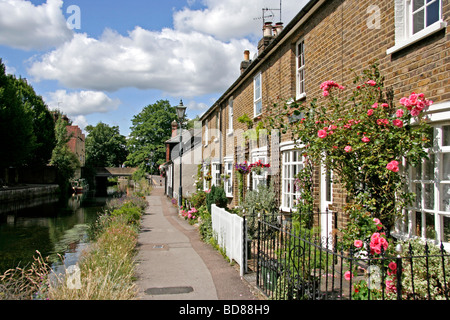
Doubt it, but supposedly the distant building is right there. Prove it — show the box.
[66,125,86,168]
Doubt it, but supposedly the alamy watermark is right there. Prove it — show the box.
[66,5,81,30]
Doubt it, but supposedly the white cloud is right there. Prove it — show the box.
[28,28,256,97]
[0,0,73,50]
[71,115,89,132]
[46,90,121,116]
[173,0,309,41]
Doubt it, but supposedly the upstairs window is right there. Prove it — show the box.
[296,39,306,100]
[228,98,233,134]
[411,0,441,35]
[387,0,446,54]
[254,73,262,117]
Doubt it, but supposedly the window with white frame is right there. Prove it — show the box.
[251,149,268,190]
[224,159,233,197]
[212,162,221,187]
[387,0,446,54]
[204,119,209,146]
[203,162,210,191]
[281,149,304,211]
[401,122,450,248]
[254,73,262,117]
[228,98,233,134]
[296,39,306,100]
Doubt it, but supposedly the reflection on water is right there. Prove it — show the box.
[0,186,120,274]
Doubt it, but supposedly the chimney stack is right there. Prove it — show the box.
[240,50,252,74]
[171,120,178,137]
[258,22,275,55]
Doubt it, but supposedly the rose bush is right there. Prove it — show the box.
[265,62,431,232]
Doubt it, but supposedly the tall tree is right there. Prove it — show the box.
[126,100,180,175]
[0,60,35,168]
[85,122,128,167]
[15,77,56,166]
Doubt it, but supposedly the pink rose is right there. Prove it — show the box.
[322,90,329,97]
[388,261,397,271]
[362,136,370,143]
[372,102,378,109]
[366,80,377,86]
[381,103,389,108]
[410,107,421,116]
[396,109,404,118]
[392,119,403,128]
[344,271,353,281]
[344,146,352,153]
[354,240,363,248]
[318,129,327,138]
[386,160,399,172]
[367,109,374,116]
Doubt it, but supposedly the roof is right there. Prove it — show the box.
[199,0,322,122]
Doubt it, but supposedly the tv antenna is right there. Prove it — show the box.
[253,1,282,25]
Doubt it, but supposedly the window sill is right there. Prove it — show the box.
[296,93,306,101]
[227,130,233,136]
[386,21,447,55]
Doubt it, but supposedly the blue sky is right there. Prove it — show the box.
[0,0,308,137]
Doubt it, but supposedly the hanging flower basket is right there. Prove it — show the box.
[234,161,250,175]
[249,160,270,175]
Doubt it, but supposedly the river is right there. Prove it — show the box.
[0,187,120,274]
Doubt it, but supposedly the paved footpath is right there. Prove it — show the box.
[135,187,261,300]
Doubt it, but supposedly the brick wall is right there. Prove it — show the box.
[202,0,450,213]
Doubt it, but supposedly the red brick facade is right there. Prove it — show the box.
[200,0,449,241]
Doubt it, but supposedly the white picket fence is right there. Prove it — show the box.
[211,204,246,276]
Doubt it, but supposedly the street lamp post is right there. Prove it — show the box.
[176,100,187,207]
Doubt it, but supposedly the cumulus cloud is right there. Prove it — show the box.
[28,28,256,97]
[46,90,121,116]
[0,0,73,50]
[174,0,309,41]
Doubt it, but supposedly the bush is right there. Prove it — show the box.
[241,183,278,238]
[111,202,142,226]
[190,190,207,209]
[206,185,227,213]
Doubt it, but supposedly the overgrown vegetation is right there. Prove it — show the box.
[0,188,149,300]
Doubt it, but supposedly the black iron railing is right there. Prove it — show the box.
[250,211,450,300]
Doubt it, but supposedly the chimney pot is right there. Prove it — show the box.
[244,50,250,61]
[274,22,284,36]
[263,22,273,37]
[171,120,178,137]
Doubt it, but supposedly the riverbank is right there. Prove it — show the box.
[0,184,60,215]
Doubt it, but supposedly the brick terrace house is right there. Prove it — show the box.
[199,0,450,247]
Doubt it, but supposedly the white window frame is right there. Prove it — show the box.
[204,119,209,147]
[211,161,221,187]
[394,101,450,251]
[280,142,304,212]
[387,0,446,55]
[254,73,262,117]
[228,98,234,135]
[251,147,268,191]
[203,162,210,191]
[296,39,306,100]
[224,156,233,197]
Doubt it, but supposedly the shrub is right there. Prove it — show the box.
[206,185,227,213]
[110,202,142,227]
[190,190,207,209]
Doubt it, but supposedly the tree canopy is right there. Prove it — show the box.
[0,59,56,168]
[85,122,128,168]
[126,100,181,175]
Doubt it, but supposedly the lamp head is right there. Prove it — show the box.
[176,100,187,120]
